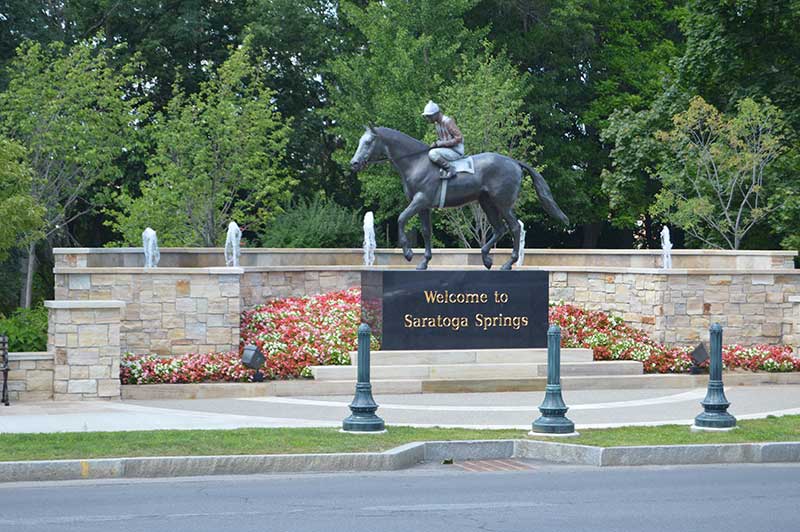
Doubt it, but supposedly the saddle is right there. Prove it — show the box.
[436,156,475,208]
[439,156,475,178]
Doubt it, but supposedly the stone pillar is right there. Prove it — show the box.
[45,300,125,400]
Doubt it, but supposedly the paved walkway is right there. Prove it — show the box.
[2,385,800,433]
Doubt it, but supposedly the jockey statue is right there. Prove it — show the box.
[422,100,464,179]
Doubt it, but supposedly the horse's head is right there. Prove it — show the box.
[349,126,383,173]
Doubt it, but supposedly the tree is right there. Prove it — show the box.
[0,137,44,259]
[438,45,541,247]
[246,0,360,206]
[652,96,787,249]
[0,38,141,307]
[468,0,684,247]
[676,0,800,132]
[603,0,800,249]
[107,42,294,247]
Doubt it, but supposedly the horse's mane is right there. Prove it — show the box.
[375,127,428,151]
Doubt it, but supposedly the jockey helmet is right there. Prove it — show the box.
[422,100,440,117]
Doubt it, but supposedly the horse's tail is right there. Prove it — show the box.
[516,160,570,226]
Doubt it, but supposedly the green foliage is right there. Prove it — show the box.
[0,38,142,243]
[653,96,788,249]
[261,198,363,248]
[107,42,295,247]
[246,0,358,205]
[0,137,44,259]
[676,0,800,132]
[470,0,684,244]
[769,149,800,254]
[0,305,48,352]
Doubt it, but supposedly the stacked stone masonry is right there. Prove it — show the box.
[55,270,241,356]
[551,271,800,346]
[46,301,124,400]
[51,266,800,359]
[5,353,54,402]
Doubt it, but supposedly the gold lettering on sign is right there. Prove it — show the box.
[423,290,489,304]
[404,314,470,331]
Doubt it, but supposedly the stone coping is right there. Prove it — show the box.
[53,267,245,275]
[44,300,126,309]
[53,247,797,257]
[8,352,53,361]
[53,265,800,275]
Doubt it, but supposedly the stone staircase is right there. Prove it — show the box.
[306,348,643,394]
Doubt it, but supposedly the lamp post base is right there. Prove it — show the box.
[342,415,385,433]
[530,415,575,435]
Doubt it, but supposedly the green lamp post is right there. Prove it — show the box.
[530,324,576,435]
[342,323,385,433]
[693,323,737,431]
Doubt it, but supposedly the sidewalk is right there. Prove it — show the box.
[2,385,800,433]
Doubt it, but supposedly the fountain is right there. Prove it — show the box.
[142,227,160,268]
[363,211,376,267]
[661,225,673,269]
[225,221,242,267]
[516,220,526,267]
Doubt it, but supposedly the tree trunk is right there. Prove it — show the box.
[22,241,36,309]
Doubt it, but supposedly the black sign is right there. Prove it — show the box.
[361,270,548,350]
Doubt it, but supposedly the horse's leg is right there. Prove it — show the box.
[499,207,522,270]
[478,194,508,270]
[417,209,433,270]
[398,193,427,262]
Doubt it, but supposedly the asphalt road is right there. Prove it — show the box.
[0,463,797,532]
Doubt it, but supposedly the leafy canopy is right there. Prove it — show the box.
[107,41,294,247]
[0,137,44,259]
[652,96,787,249]
[0,37,142,243]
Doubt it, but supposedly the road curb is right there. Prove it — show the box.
[1,439,799,482]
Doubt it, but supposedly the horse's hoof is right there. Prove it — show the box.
[416,261,428,271]
[403,248,414,262]
[500,261,514,271]
[482,256,493,269]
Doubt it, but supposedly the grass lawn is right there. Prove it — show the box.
[1,415,798,462]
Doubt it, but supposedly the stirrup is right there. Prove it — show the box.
[439,167,456,180]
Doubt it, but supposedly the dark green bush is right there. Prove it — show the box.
[261,197,364,248]
[0,305,48,352]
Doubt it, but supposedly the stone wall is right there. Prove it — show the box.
[661,273,799,346]
[551,270,800,346]
[55,269,242,356]
[52,266,800,356]
[6,352,54,401]
[46,300,123,400]
[240,269,362,309]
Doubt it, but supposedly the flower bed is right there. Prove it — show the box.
[550,304,799,374]
[121,351,255,384]
[120,291,799,384]
[240,287,379,379]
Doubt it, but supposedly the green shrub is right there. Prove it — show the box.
[0,305,48,352]
[261,197,364,248]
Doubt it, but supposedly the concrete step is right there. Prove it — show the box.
[351,348,594,366]
[310,361,642,381]
[121,371,800,400]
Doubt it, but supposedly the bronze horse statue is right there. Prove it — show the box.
[349,126,569,270]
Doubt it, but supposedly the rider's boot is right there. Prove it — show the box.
[439,161,457,180]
